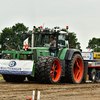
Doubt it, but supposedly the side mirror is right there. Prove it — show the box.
[65,35,69,40]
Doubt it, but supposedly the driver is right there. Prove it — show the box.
[50,36,56,56]
[50,36,56,47]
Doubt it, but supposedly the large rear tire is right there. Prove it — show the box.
[35,56,62,84]
[2,74,25,82]
[66,54,84,84]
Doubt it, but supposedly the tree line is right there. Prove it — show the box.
[0,23,81,50]
[86,38,100,52]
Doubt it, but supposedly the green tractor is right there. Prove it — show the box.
[0,26,85,84]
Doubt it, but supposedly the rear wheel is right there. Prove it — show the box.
[66,54,84,84]
[2,74,25,82]
[35,56,62,84]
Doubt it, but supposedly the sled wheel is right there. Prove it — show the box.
[89,68,96,82]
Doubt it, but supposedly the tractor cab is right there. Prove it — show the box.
[31,26,69,57]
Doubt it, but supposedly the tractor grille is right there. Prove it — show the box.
[33,49,37,61]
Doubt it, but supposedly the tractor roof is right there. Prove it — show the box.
[33,26,69,35]
[34,29,68,35]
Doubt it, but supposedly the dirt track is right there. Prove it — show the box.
[0,79,100,100]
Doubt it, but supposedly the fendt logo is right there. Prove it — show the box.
[9,61,16,67]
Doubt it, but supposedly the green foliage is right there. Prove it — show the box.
[61,29,81,49]
[0,23,31,50]
[87,37,100,52]
[0,25,81,50]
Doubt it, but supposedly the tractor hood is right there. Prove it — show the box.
[28,47,50,61]
[28,47,50,50]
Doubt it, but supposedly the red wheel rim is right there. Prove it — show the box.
[50,59,61,82]
[73,57,83,82]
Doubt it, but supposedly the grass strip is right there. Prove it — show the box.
[0,76,3,79]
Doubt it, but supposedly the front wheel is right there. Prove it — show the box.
[2,74,25,82]
[35,56,62,84]
[66,54,84,84]
[27,76,36,82]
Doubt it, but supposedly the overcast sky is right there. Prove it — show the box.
[0,0,100,51]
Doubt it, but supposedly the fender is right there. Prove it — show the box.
[64,49,82,60]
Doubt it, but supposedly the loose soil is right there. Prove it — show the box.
[0,78,100,100]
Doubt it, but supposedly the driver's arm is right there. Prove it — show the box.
[50,41,56,45]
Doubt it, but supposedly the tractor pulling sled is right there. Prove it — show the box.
[0,26,100,84]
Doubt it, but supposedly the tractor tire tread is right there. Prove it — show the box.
[35,56,62,84]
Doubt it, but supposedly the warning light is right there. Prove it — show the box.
[66,26,69,29]
[40,26,43,28]
[57,46,59,49]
